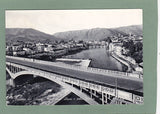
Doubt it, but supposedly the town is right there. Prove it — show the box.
[6,33,143,75]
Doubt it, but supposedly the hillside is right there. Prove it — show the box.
[6,28,59,43]
[6,25,142,43]
[54,25,143,41]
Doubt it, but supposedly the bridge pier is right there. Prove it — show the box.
[9,78,15,87]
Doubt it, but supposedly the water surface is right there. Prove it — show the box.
[64,48,126,71]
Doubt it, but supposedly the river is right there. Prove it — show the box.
[63,48,127,72]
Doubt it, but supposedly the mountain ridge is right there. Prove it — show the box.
[6,28,59,43]
[54,25,142,41]
[6,25,142,43]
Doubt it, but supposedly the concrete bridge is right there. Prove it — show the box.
[6,56,143,105]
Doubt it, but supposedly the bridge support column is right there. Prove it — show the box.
[12,66,14,73]
[108,94,110,100]
[119,98,122,104]
[105,94,108,104]
[16,67,18,72]
[102,92,104,105]
[10,66,13,73]
[19,67,22,72]
[17,67,20,72]
[80,86,82,92]
[116,99,120,104]
[9,78,15,87]
[15,67,17,73]
[90,89,92,98]
[119,100,122,104]
[94,90,96,96]
[13,67,15,73]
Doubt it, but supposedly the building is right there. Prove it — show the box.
[23,47,31,52]
[54,49,68,56]
[109,42,123,55]
[6,46,13,52]
[44,46,53,52]
[109,43,114,52]
[36,43,45,52]
[122,47,130,55]
[23,47,34,55]
[12,45,23,51]
[6,46,13,55]
[113,43,123,55]
[13,51,26,56]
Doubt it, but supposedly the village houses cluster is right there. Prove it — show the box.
[6,40,108,57]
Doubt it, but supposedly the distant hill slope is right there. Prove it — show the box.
[54,25,142,41]
[6,25,142,43]
[6,28,59,43]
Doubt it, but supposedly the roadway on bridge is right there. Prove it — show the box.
[6,57,143,94]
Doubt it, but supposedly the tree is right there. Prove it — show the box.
[132,50,143,63]
[122,39,134,49]
[135,42,143,52]
[122,40,135,56]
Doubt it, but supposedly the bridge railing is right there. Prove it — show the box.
[6,56,142,79]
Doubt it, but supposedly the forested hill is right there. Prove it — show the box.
[6,28,59,43]
[54,25,142,41]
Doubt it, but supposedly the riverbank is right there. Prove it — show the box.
[111,52,132,72]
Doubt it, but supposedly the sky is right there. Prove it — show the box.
[6,9,142,34]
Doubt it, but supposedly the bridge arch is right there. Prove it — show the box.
[6,67,99,105]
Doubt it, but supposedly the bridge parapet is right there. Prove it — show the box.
[6,56,143,80]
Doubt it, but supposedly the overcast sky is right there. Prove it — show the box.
[6,9,142,34]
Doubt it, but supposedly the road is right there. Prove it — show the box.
[6,57,143,95]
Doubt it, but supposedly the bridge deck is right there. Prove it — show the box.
[6,57,143,94]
